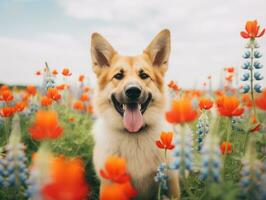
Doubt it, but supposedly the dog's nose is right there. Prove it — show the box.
[125,85,142,100]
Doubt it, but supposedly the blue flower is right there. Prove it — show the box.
[242,62,251,70]
[154,163,168,190]
[254,51,262,59]
[197,114,209,151]
[254,72,264,81]
[254,61,263,69]
[241,85,250,94]
[243,51,251,59]
[254,84,263,93]
[241,73,250,81]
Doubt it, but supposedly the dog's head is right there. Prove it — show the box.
[91,29,170,133]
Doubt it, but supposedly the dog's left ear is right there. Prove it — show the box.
[144,29,170,70]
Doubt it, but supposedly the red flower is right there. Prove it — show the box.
[29,110,63,140]
[52,69,58,75]
[79,75,85,82]
[220,141,232,154]
[73,100,85,110]
[241,20,265,39]
[0,90,14,102]
[62,68,72,76]
[79,93,89,102]
[168,80,180,92]
[199,98,213,110]
[46,88,61,101]
[255,89,266,110]
[0,107,15,117]
[35,70,41,76]
[42,156,89,200]
[40,96,53,106]
[100,156,130,183]
[15,102,26,112]
[101,182,137,200]
[226,67,235,73]
[27,85,37,96]
[156,131,175,150]
[166,97,198,124]
[216,95,244,117]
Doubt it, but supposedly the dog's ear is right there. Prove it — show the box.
[144,29,170,69]
[91,33,117,71]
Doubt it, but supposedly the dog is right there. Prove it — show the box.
[91,29,180,199]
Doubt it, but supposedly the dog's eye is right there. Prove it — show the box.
[113,73,124,80]
[139,72,150,80]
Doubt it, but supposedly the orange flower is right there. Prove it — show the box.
[29,110,63,140]
[35,70,41,76]
[216,95,244,117]
[225,75,233,82]
[56,84,66,90]
[86,104,94,114]
[52,69,58,75]
[242,94,253,109]
[249,116,261,133]
[83,86,90,92]
[42,156,89,200]
[15,102,26,112]
[68,117,75,123]
[79,75,85,82]
[41,96,53,106]
[0,107,15,117]
[168,80,180,91]
[46,88,61,101]
[220,141,232,154]
[241,20,265,39]
[100,156,137,200]
[62,68,72,76]
[255,89,266,110]
[199,98,213,110]
[0,89,14,102]
[79,93,89,102]
[226,67,235,73]
[100,156,130,183]
[27,85,37,96]
[156,131,175,150]
[166,97,198,124]
[73,100,85,110]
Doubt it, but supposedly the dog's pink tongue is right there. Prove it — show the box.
[123,105,143,133]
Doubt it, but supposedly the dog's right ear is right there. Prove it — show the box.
[91,33,117,73]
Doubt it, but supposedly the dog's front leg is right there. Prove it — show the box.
[167,170,180,199]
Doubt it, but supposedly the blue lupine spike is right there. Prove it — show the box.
[242,62,251,69]
[243,51,251,59]
[254,61,263,69]
[254,72,264,81]
[241,85,250,94]
[154,163,168,190]
[241,73,250,81]
[254,84,263,93]
[254,50,262,58]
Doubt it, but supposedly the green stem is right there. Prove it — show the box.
[223,117,232,180]
[249,40,257,117]
[157,183,161,200]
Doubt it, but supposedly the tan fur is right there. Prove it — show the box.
[91,29,180,199]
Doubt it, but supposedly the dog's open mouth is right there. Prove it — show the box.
[111,93,152,133]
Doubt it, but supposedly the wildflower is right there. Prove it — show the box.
[73,100,85,111]
[220,141,232,154]
[79,93,89,102]
[27,85,37,96]
[168,80,180,91]
[83,86,90,92]
[0,89,14,102]
[197,113,209,151]
[240,20,265,39]
[68,117,75,123]
[35,71,41,76]
[255,89,266,110]
[154,163,168,190]
[156,131,175,150]
[0,107,15,117]
[242,94,253,108]
[46,88,61,101]
[166,97,198,124]
[199,98,213,110]
[62,68,72,76]
[227,67,235,73]
[15,102,26,112]
[216,95,244,117]
[40,96,52,107]
[100,156,130,183]
[79,75,85,82]
[86,104,94,114]
[41,156,89,200]
[56,84,66,90]
[29,110,63,140]
[52,69,58,76]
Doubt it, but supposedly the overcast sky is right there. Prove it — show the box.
[0,0,265,89]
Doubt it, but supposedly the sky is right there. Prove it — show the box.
[0,0,265,89]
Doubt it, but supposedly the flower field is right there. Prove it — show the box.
[0,20,266,200]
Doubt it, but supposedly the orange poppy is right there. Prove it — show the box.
[255,89,266,110]
[242,94,253,109]
[227,67,235,73]
[0,107,15,117]
[35,70,41,76]
[79,93,89,102]
[241,20,265,39]
[27,85,37,96]
[156,131,175,150]
[29,110,63,140]
[100,181,137,200]
[41,96,53,106]
[62,68,72,76]
[220,141,232,154]
[46,88,61,101]
[100,156,130,183]
[79,75,85,82]
[0,89,14,102]
[216,95,244,117]
[168,80,180,92]
[42,156,89,200]
[166,97,198,124]
[52,69,58,75]
[56,84,66,90]
[225,75,233,82]
[249,116,261,132]
[86,104,94,114]
[73,100,85,110]
[199,98,213,110]
[15,102,26,112]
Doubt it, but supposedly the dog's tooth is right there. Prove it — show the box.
[138,104,141,110]
[122,104,126,110]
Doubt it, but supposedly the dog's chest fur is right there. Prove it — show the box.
[93,118,165,199]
